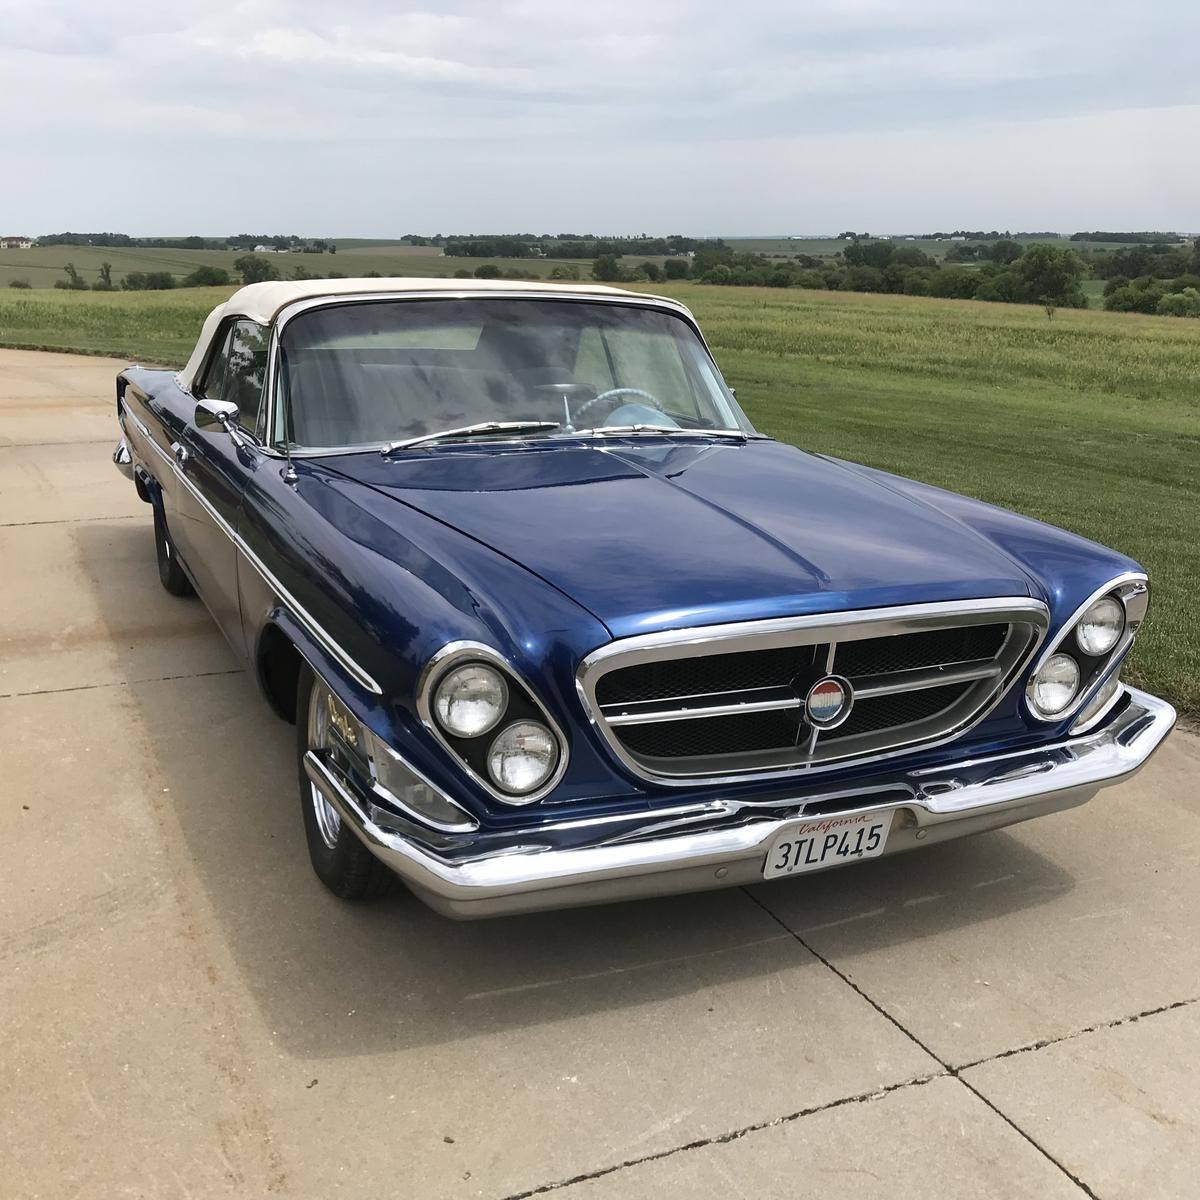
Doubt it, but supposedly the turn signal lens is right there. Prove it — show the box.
[1028,652,1081,717]
[1075,596,1125,657]
[487,721,558,797]
[1071,671,1122,733]
[362,728,477,831]
[434,663,508,738]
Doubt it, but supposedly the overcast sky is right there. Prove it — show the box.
[2,0,1197,236]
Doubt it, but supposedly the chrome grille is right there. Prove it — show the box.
[577,599,1048,783]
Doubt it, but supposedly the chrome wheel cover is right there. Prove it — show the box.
[307,679,343,849]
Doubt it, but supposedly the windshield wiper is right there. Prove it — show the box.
[566,424,752,440]
[381,421,560,454]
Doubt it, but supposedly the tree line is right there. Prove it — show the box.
[587,237,1200,318]
[441,234,705,259]
[34,232,336,253]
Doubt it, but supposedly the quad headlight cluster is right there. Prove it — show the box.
[1026,583,1145,723]
[424,651,566,804]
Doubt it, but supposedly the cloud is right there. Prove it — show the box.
[1,0,1197,231]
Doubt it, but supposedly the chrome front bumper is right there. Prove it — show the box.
[305,686,1176,918]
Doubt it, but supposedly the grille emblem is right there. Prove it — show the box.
[805,675,853,730]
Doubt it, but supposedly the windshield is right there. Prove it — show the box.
[274,298,753,451]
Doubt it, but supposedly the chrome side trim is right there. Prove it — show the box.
[1025,572,1148,724]
[415,640,570,805]
[175,464,382,695]
[577,598,1048,787]
[126,405,383,695]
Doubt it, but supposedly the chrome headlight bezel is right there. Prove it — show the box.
[416,641,570,806]
[1025,573,1148,725]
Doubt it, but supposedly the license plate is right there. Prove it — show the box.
[762,811,893,879]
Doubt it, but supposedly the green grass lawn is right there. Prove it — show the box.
[2,282,1195,714]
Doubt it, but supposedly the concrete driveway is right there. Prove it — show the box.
[2,347,1197,1199]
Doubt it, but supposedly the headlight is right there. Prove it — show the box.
[1027,652,1080,717]
[487,721,558,797]
[434,663,509,738]
[1075,596,1125,656]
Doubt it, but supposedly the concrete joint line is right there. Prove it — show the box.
[0,439,118,448]
[743,888,1105,1200]
[1,514,141,528]
[498,1071,947,1200]
[0,668,245,701]
[956,994,1200,1072]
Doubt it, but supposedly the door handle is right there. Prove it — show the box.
[170,441,190,467]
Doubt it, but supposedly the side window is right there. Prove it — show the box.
[201,320,269,434]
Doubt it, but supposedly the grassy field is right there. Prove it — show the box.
[3,235,1159,290]
[0,243,595,289]
[1,283,1195,715]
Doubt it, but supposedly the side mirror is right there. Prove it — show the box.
[195,398,240,434]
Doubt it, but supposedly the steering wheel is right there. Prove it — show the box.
[570,387,665,427]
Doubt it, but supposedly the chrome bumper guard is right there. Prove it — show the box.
[112,437,134,480]
[304,686,1175,918]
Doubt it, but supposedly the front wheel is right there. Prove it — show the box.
[297,664,395,900]
[153,506,193,596]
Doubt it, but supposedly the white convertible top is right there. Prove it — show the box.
[177,277,677,392]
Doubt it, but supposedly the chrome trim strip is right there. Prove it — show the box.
[607,694,804,726]
[576,598,1048,787]
[128,403,383,695]
[582,598,1040,667]
[315,685,1175,918]
[600,660,1001,725]
[415,640,570,805]
[1025,572,1148,724]
[851,660,1003,698]
[173,463,383,694]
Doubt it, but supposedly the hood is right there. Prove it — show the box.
[321,438,1035,639]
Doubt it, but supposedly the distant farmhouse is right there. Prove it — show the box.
[1,236,33,249]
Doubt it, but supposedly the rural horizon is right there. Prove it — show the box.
[6,226,1199,319]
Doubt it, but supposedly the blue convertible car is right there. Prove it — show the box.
[112,279,1175,917]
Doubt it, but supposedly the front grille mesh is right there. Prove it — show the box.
[595,645,817,706]
[586,612,1037,779]
[618,707,804,759]
[820,683,969,740]
[833,625,1007,677]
